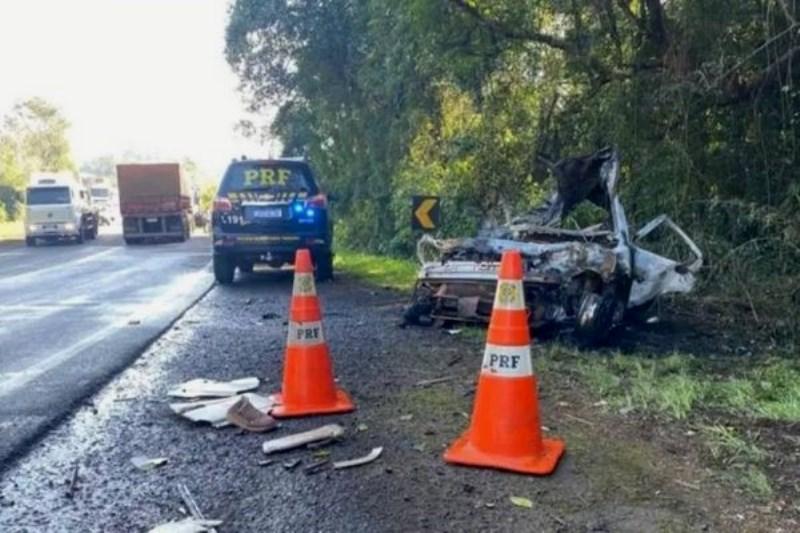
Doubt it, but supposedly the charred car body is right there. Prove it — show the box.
[404,148,703,345]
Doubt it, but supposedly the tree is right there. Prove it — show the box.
[0,97,75,218]
[226,0,800,262]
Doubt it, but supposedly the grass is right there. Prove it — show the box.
[537,345,796,501]
[0,220,23,241]
[334,249,418,290]
[546,347,800,423]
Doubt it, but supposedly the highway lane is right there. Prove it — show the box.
[0,231,213,467]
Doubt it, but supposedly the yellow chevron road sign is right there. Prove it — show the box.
[412,196,440,231]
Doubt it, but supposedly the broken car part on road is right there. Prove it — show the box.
[404,148,703,345]
[333,447,383,470]
[169,392,273,428]
[262,424,345,454]
[167,377,260,398]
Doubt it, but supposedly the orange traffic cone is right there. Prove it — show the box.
[269,249,355,417]
[444,249,565,475]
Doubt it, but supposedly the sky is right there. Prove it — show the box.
[0,0,272,178]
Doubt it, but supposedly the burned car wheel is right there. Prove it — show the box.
[575,292,617,346]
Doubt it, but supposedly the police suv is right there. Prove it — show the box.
[211,158,333,284]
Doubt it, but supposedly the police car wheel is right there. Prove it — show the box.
[315,252,334,282]
[214,255,235,285]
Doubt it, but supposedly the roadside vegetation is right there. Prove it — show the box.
[226,0,800,344]
[0,220,22,241]
[333,249,417,291]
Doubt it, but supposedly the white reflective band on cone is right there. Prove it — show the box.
[493,280,526,310]
[287,320,325,346]
[293,273,317,296]
[480,343,533,377]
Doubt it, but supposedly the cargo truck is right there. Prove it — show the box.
[116,163,192,245]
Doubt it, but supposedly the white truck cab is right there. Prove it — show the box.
[25,173,99,246]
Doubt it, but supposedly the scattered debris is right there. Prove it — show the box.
[306,438,335,450]
[225,396,277,433]
[675,479,701,491]
[170,393,273,428]
[446,354,463,367]
[131,456,169,471]
[167,377,260,398]
[262,424,345,455]
[357,423,368,432]
[244,298,254,305]
[283,459,302,470]
[414,376,456,387]
[65,462,80,499]
[333,447,383,470]
[445,329,462,335]
[404,148,703,346]
[303,459,330,475]
[177,483,217,533]
[258,459,275,467]
[562,413,595,427]
[128,319,141,326]
[399,414,414,421]
[312,449,331,459]
[147,518,223,533]
[510,496,534,509]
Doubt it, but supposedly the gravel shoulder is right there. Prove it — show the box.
[0,272,788,532]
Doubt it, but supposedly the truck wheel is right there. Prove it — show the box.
[76,226,85,244]
[315,251,334,282]
[214,255,235,285]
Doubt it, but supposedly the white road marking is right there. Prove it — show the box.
[0,263,212,397]
[0,247,119,285]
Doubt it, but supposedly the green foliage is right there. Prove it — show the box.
[0,98,75,218]
[563,349,800,423]
[333,249,418,291]
[226,0,800,331]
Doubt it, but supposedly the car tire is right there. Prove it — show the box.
[214,255,235,285]
[239,262,254,274]
[315,251,334,282]
[575,291,616,347]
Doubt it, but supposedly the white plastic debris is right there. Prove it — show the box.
[131,456,168,471]
[167,377,260,398]
[333,447,383,470]
[170,393,273,428]
[147,518,222,533]
[262,424,345,454]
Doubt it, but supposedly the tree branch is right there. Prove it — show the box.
[447,0,572,51]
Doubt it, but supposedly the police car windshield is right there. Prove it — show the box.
[220,162,317,195]
[27,186,70,205]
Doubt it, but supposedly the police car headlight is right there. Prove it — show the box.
[63,222,76,231]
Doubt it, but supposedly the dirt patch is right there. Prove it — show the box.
[0,274,793,532]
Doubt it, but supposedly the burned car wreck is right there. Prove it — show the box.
[404,148,703,345]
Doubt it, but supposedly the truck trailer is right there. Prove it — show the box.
[116,163,192,244]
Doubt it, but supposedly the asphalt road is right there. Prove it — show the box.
[0,231,213,468]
